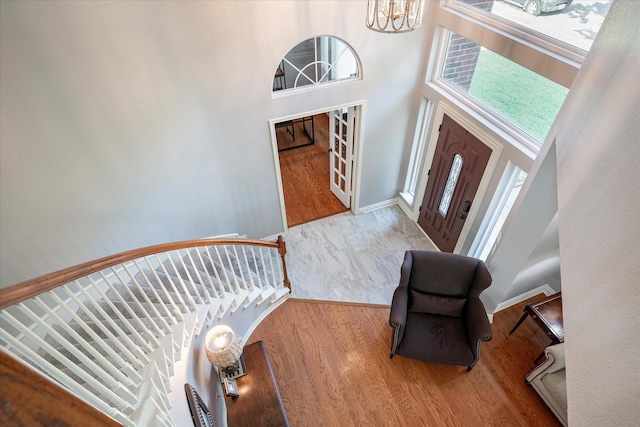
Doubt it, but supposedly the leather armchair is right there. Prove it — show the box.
[389,251,492,371]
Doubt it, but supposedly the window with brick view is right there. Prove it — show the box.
[440,31,568,142]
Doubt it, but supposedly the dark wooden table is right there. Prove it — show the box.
[509,292,564,363]
[223,340,289,427]
[276,115,315,151]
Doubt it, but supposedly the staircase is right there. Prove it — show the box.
[0,237,291,426]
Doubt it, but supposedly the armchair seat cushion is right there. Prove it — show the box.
[539,371,567,411]
[397,313,474,366]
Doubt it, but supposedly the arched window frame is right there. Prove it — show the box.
[272,36,361,97]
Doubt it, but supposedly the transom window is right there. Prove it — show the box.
[440,31,568,143]
[453,0,612,53]
[272,36,359,94]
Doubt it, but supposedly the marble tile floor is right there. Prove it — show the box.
[284,205,439,305]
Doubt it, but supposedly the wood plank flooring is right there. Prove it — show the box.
[277,114,348,227]
[248,296,561,427]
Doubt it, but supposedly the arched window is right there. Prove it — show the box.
[273,36,360,93]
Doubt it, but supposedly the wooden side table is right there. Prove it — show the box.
[510,292,564,363]
[223,340,289,427]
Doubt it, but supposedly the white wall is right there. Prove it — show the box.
[504,212,561,301]
[552,1,640,424]
[481,141,559,312]
[0,1,425,286]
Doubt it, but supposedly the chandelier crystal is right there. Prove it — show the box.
[366,0,425,33]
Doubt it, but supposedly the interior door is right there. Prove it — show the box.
[418,114,492,252]
[329,107,355,208]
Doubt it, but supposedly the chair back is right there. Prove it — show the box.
[407,251,482,297]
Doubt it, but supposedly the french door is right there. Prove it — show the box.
[418,114,492,252]
[329,107,356,208]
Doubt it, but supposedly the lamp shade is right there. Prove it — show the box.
[205,325,243,368]
[366,0,425,33]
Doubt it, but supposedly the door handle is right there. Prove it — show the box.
[328,148,333,153]
[457,201,471,219]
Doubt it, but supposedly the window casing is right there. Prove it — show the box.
[423,0,598,156]
[272,36,360,97]
[440,31,569,144]
[453,0,612,54]
[401,98,434,207]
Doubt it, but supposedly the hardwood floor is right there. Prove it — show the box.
[277,114,349,227]
[248,296,561,427]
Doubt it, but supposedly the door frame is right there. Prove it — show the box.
[269,101,366,233]
[412,102,503,253]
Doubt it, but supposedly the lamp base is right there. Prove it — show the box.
[218,355,247,380]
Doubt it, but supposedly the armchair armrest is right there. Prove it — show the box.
[466,298,492,340]
[389,286,408,356]
[542,343,566,373]
[465,298,492,364]
[389,286,408,327]
[526,342,566,385]
[398,251,413,290]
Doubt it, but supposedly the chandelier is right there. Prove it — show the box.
[366,0,425,33]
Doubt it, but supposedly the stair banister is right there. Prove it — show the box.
[0,236,291,426]
[0,237,287,308]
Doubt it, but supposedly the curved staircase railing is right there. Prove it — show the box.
[0,236,291,426]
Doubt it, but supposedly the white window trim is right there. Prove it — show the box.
[468,161,524,260]
[444,0,588,65]
[436,3,580,89]
[400,98,434,208]
[429,24,569,156]
[271,36,362,99]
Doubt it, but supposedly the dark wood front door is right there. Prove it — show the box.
[418,114,492,252]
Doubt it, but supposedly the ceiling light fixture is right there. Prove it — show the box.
[366,0,425,33]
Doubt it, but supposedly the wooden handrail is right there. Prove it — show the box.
[0,351,123,426]
[0,237,288,310]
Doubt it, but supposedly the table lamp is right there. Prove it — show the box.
[205,324,244,378]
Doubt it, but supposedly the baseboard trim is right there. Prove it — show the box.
[357,198,399,215]
[397,197,414,219]
[493,285,556,314]
[241,294,289,346]
[289,298,390,309]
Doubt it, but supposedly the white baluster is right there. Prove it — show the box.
[136,259,184,323]
[2,311,133,411]
[208,246,231,295]
[194,248,220,298]
[148,254,192,312]
[0,334,128,420]
[99,271,162,348]
[111,267,170,335]
[31,295,142,384]
[239,246,256,290]
[86,276,154,357]
[182,249,211,303]
[165,254,201,307]
[50,288,150,370]
[222,246,242,293]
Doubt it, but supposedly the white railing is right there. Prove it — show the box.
[0,237,291,426]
